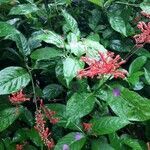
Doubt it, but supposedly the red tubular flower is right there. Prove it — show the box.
[134,21,150,47]
[34,109,54,149]
[9,90,30,104]
[77,51,127,79]
[40,100,59,124]
[141,11,150,19]
[83,123,92,131]
[16,144,23,150]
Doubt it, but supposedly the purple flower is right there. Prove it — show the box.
[113,88,120,97]
[63,144,69,150]
[75,133,83,141]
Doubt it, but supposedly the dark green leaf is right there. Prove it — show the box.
[54,132,86,150]
[129,56,147,74]
[105,87,150,121]
[66,93,96,121]
[43,84,64,99]
[90,116,129,135]
[0,67,30,95]
[31,47,62,60]
[121,134,146,150]
[0,107,22,132]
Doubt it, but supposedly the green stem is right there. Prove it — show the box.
[115,1,139,7]
[26,64,38,109]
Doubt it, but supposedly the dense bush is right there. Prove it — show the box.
[0,0,150,149]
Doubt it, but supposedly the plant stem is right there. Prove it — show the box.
[115,1,139,7]
[26,64,38,110]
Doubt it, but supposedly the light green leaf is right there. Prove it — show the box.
[0,107,22,132]
[62,10,80,36]
[63,57,84,86]
[67,33,85,56]
[9,4,39,15]
[90,116,130,135]
[6,33,31,56]
[36,30,64,48]
[0,67,30,95]
[66,93,96,121]
[0,21,19,37]
[129,56,147,74]
[54,132,86,150]
[144,68,150,85]
[88,0,104,7]
[140,1,150,14]
[0,0,15,4]
[30,47,62,60]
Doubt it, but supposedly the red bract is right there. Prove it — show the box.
[34,110,54,149]
[83,123,92,131]
[134,21,150,47]
[9,90,30,104]
[77,51,127,79]
[16,144,23,150]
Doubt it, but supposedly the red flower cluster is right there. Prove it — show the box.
[134,21,150,47]
[40,100,59,124]
[83,123,92,131]
[34,109,54,149]
[77,52,127,79]
[9,90,30,104]
[141,11,150,19]
[16,144,23,150]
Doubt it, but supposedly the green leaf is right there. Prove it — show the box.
[6,33,31,56]
[90,116,129,135]
[140,1,150,14]
[0,21,19,37]
[30,47,63,60]
[144,68,150,85]
[9,4,39,15]
[92,139,115,150]
[0,0,14,4]
[63,57,84,86]
[0,107,22,132]
[108,7,134,37]
[67,33,85,56]
[54,132,86,150]
[46,104,82,131]
[0,22,30,56]
[121,134,146,150]
[105,87,150,121]
[0,67,30,95]
[27,128,43,147]
[129,56,147,74]
[62,10,80,36]
[19,107,34,127]
[43,84,64,99]
[88,0,104,7]
[109,133,123,150]
[66,93,96,121]
[36,30,64,48]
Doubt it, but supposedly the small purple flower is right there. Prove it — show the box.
[113,88,120,97]
[63,144,69,150]
[75,132,83,141]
